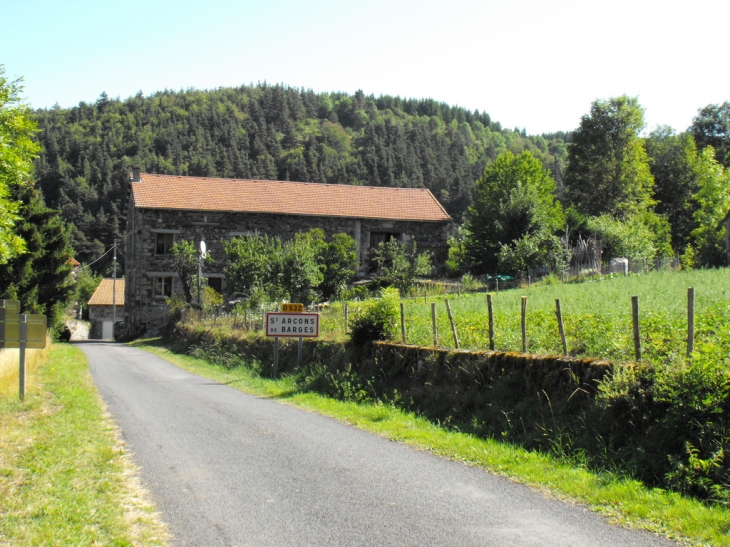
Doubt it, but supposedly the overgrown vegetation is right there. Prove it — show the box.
[348,287,400,345]
[223,228,357,306]
[370,239,432,293]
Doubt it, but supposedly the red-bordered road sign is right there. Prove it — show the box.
[266,312,319,337]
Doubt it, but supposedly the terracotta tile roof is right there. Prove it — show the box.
[131,174,451,222]
[67,257,80,267]
[88,279,125,306]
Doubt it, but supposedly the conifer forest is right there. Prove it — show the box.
[31,84,569,267]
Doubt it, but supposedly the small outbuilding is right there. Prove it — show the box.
[88,278,125,339]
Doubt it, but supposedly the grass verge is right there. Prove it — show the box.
[0,343,169,547]
[133,338,730,547]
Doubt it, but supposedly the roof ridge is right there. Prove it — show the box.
[140,173,435,191]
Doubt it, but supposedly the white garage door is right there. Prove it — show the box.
[102,321,113,339]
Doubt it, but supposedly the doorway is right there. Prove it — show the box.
[369,232,400,267]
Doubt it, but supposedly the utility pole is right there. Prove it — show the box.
[112,239,117,335]
[197,251,202,308]
[198,240,207,309]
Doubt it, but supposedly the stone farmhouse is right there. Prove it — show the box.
[88,278,125,339]
[124,169,452,336]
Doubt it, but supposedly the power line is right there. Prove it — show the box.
[79,243,115,270]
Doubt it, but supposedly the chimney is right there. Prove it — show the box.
[131,165,141,183]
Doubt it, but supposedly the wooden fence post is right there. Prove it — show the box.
[687,287,694,358]
[487,293,495,350]
[555,298,567,356]
[632,295,641,361]
[431,302,438,347]
[521,296,527,353]
[400,302,407,343]
[445,299,459,349]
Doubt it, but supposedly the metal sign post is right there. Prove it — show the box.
[0,301,46,401]
[19,315,27,400]
[198,240,207,309]
[273,336,279,378]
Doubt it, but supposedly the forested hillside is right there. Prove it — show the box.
[31,84,568,266]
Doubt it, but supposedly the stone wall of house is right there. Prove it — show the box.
[125,202,451,335]
[88,305,121,338]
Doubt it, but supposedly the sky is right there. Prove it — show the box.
[2,0,728,135]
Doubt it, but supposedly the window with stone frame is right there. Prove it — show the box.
[156,232,174,255]
[154,276,173,298]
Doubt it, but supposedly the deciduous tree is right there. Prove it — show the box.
[645,127,700,251]
[464,151,563,275]
[224,234,283,307]
[564,96,654,219]
[0,66,38,264]
[169,240,200,304]
[316,232,357,300]
[371,239,432,294]
[691,102,730,168]
[279,231,324,303]
[690,147,730,267]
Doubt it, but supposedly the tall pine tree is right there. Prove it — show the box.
[0,183,74,330]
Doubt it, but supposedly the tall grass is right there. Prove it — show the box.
[322,268,730,367]
[0,341,50,397]
[0,343,169,546]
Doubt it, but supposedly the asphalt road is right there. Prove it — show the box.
[81,342,677,547]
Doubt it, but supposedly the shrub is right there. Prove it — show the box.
[371,239,431,295]
[539,273,562,286]
[202,286,223,314]
[317,232,357,300]
[460,273,480,291]
[224,234,283,306]
[349,287,400,345]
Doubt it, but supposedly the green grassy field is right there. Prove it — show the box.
[315,268,730,367]
[0,344,168,547]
